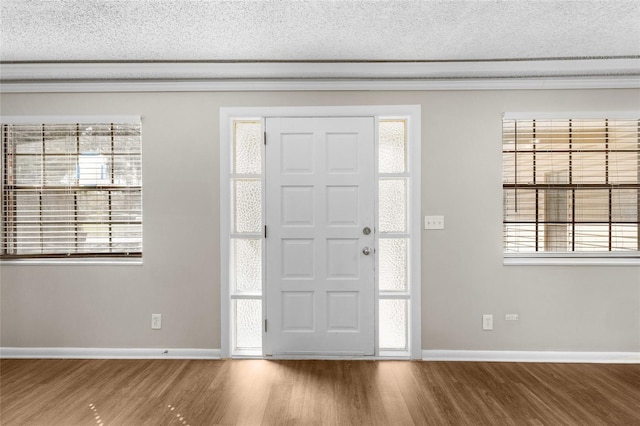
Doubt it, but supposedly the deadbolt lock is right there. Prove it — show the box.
[363,226,371,235]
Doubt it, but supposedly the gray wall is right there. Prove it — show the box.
[1,89,639,352]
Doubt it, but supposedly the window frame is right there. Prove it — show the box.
[502,111,640,266]
[1,115,143,265]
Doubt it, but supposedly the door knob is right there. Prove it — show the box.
[362,247,372,255]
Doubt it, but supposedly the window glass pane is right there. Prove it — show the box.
[41,224,75,254]
[533,120,571,151]
[10,126,42,154]
[78,124,112,153]
[233,179,262,233]
[235,299,262,350]
[379,120,406,173]
[14,155,43,185]
[111,224,143,252]
[79,224,111,253]
[573,225,610,251]
[232,238,262,293]
[573,151,605,184]
[609,150,638,184]
[113,124,142,153]
[612,224,639,251]
[535,153,569,185]
[14,192,40,224]
[571,120,607,151]
[379,179,406,233]
[612,189,638,222]
[77,191,109,223]
[14,224,40,254]
[111,190,143,223]
[379,299,407,350]
[44,125,76,154]
[113,154,142,185]
[41,192,75,224]
[574,189,608,222]
[234,121,262,174]
[44,155,76,185]
[609,120,639,150]
[379,238,407,291]
[504,224,537,253]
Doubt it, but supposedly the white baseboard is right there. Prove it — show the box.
[0,347,221,360]
[422,350,640,364]
[3,348,637,363]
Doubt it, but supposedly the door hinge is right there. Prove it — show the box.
[264,131,267,145]
[264,225,267,238]
[264,319,268,332]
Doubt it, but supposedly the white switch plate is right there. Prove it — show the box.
[505,313,519,321]
[424,215,445,230]
[482,314,493,330]
[151,313,162,329]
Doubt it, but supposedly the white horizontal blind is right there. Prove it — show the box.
[1,121,142,258]
[503,118,639,254]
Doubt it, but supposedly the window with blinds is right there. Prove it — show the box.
[503,116,639,255]
[1,120,142,259]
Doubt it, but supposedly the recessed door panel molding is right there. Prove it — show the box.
[281,186,315,227]
[281,239,315,279]
[326,186,359,226]
[326,239,360,279]
[282,292,315,331]
[327,292,360,332]
[326,132,359,173]
[281,133,314,174]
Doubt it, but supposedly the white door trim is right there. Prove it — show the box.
[220,105,422,359]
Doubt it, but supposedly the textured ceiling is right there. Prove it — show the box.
[1,0,639,62]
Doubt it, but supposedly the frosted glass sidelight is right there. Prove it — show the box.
[379,179,406,233]
[379,238,408,291]
[235,299,262,349]
[379,299,408,350]
[379,120,406,173]
[233,179,262,233]
[234,121,262,174]
[232,238,262,293]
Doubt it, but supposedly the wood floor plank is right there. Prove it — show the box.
[2,359,639,425]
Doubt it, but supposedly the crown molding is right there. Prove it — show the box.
[1,77,638,93]
[1,58,638,92]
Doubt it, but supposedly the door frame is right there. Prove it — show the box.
[220,105,421,359]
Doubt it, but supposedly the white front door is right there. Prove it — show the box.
[265,117,375,356]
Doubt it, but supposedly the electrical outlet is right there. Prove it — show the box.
[424,215,445,230]
[482,314,493,330]
[151,314,162,329]
[505,313,519,321]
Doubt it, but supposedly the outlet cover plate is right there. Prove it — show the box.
[151,314,162,329]
[482,314,493,330]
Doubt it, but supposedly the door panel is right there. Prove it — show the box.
[265,117,375,356]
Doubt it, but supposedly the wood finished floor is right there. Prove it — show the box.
[1,359,639,425]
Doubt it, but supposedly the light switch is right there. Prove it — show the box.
[424,215,445,230]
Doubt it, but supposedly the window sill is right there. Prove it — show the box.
[503,255,640,266]
[0,258,143,266]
